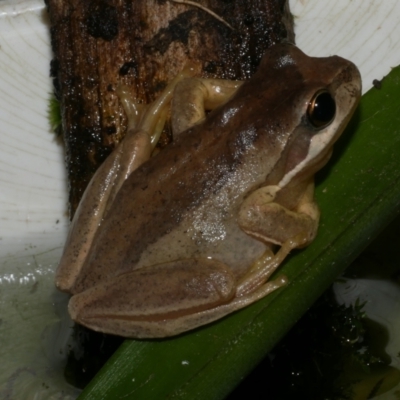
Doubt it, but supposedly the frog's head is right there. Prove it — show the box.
[263,43,362,188]
[233,43,361,189]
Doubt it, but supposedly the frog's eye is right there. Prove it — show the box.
[307,90,336,128]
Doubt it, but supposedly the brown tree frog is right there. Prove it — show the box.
[56,43,361,338]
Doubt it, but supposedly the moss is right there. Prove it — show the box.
[48,95,62,136]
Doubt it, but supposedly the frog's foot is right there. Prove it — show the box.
[118,63,199,149]
[68,258,237,338]
[117,85,147,131]
[171,77,243,135]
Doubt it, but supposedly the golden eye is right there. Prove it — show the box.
[307,90,336,128]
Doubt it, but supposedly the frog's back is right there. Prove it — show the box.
[84,113,272,282]
[79,43,354,285]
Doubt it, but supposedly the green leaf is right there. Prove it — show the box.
[78,66,400,400]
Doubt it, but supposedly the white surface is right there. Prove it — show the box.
[0,0,400,398]
[291,0,400,91]
[0,1,75,398]
[0,0,68,261]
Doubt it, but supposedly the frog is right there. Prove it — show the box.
[55,43,361,338]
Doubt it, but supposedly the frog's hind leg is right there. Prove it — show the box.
[55,127,155,292]
[235,233,307,297]
[56,69,196,293]
[67,249,294,338]
[173,236,307,333]
[68,258,238,338]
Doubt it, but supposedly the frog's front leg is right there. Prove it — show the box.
[238,180,319,247]
[235,179,319,296]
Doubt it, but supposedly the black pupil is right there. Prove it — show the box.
[308,91,336,128]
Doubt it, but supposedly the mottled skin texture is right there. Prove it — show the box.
[56,44,361,338]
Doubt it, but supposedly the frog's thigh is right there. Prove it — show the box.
[68,258,237,337]
[238,182,320,247]
[171,78,243,135]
